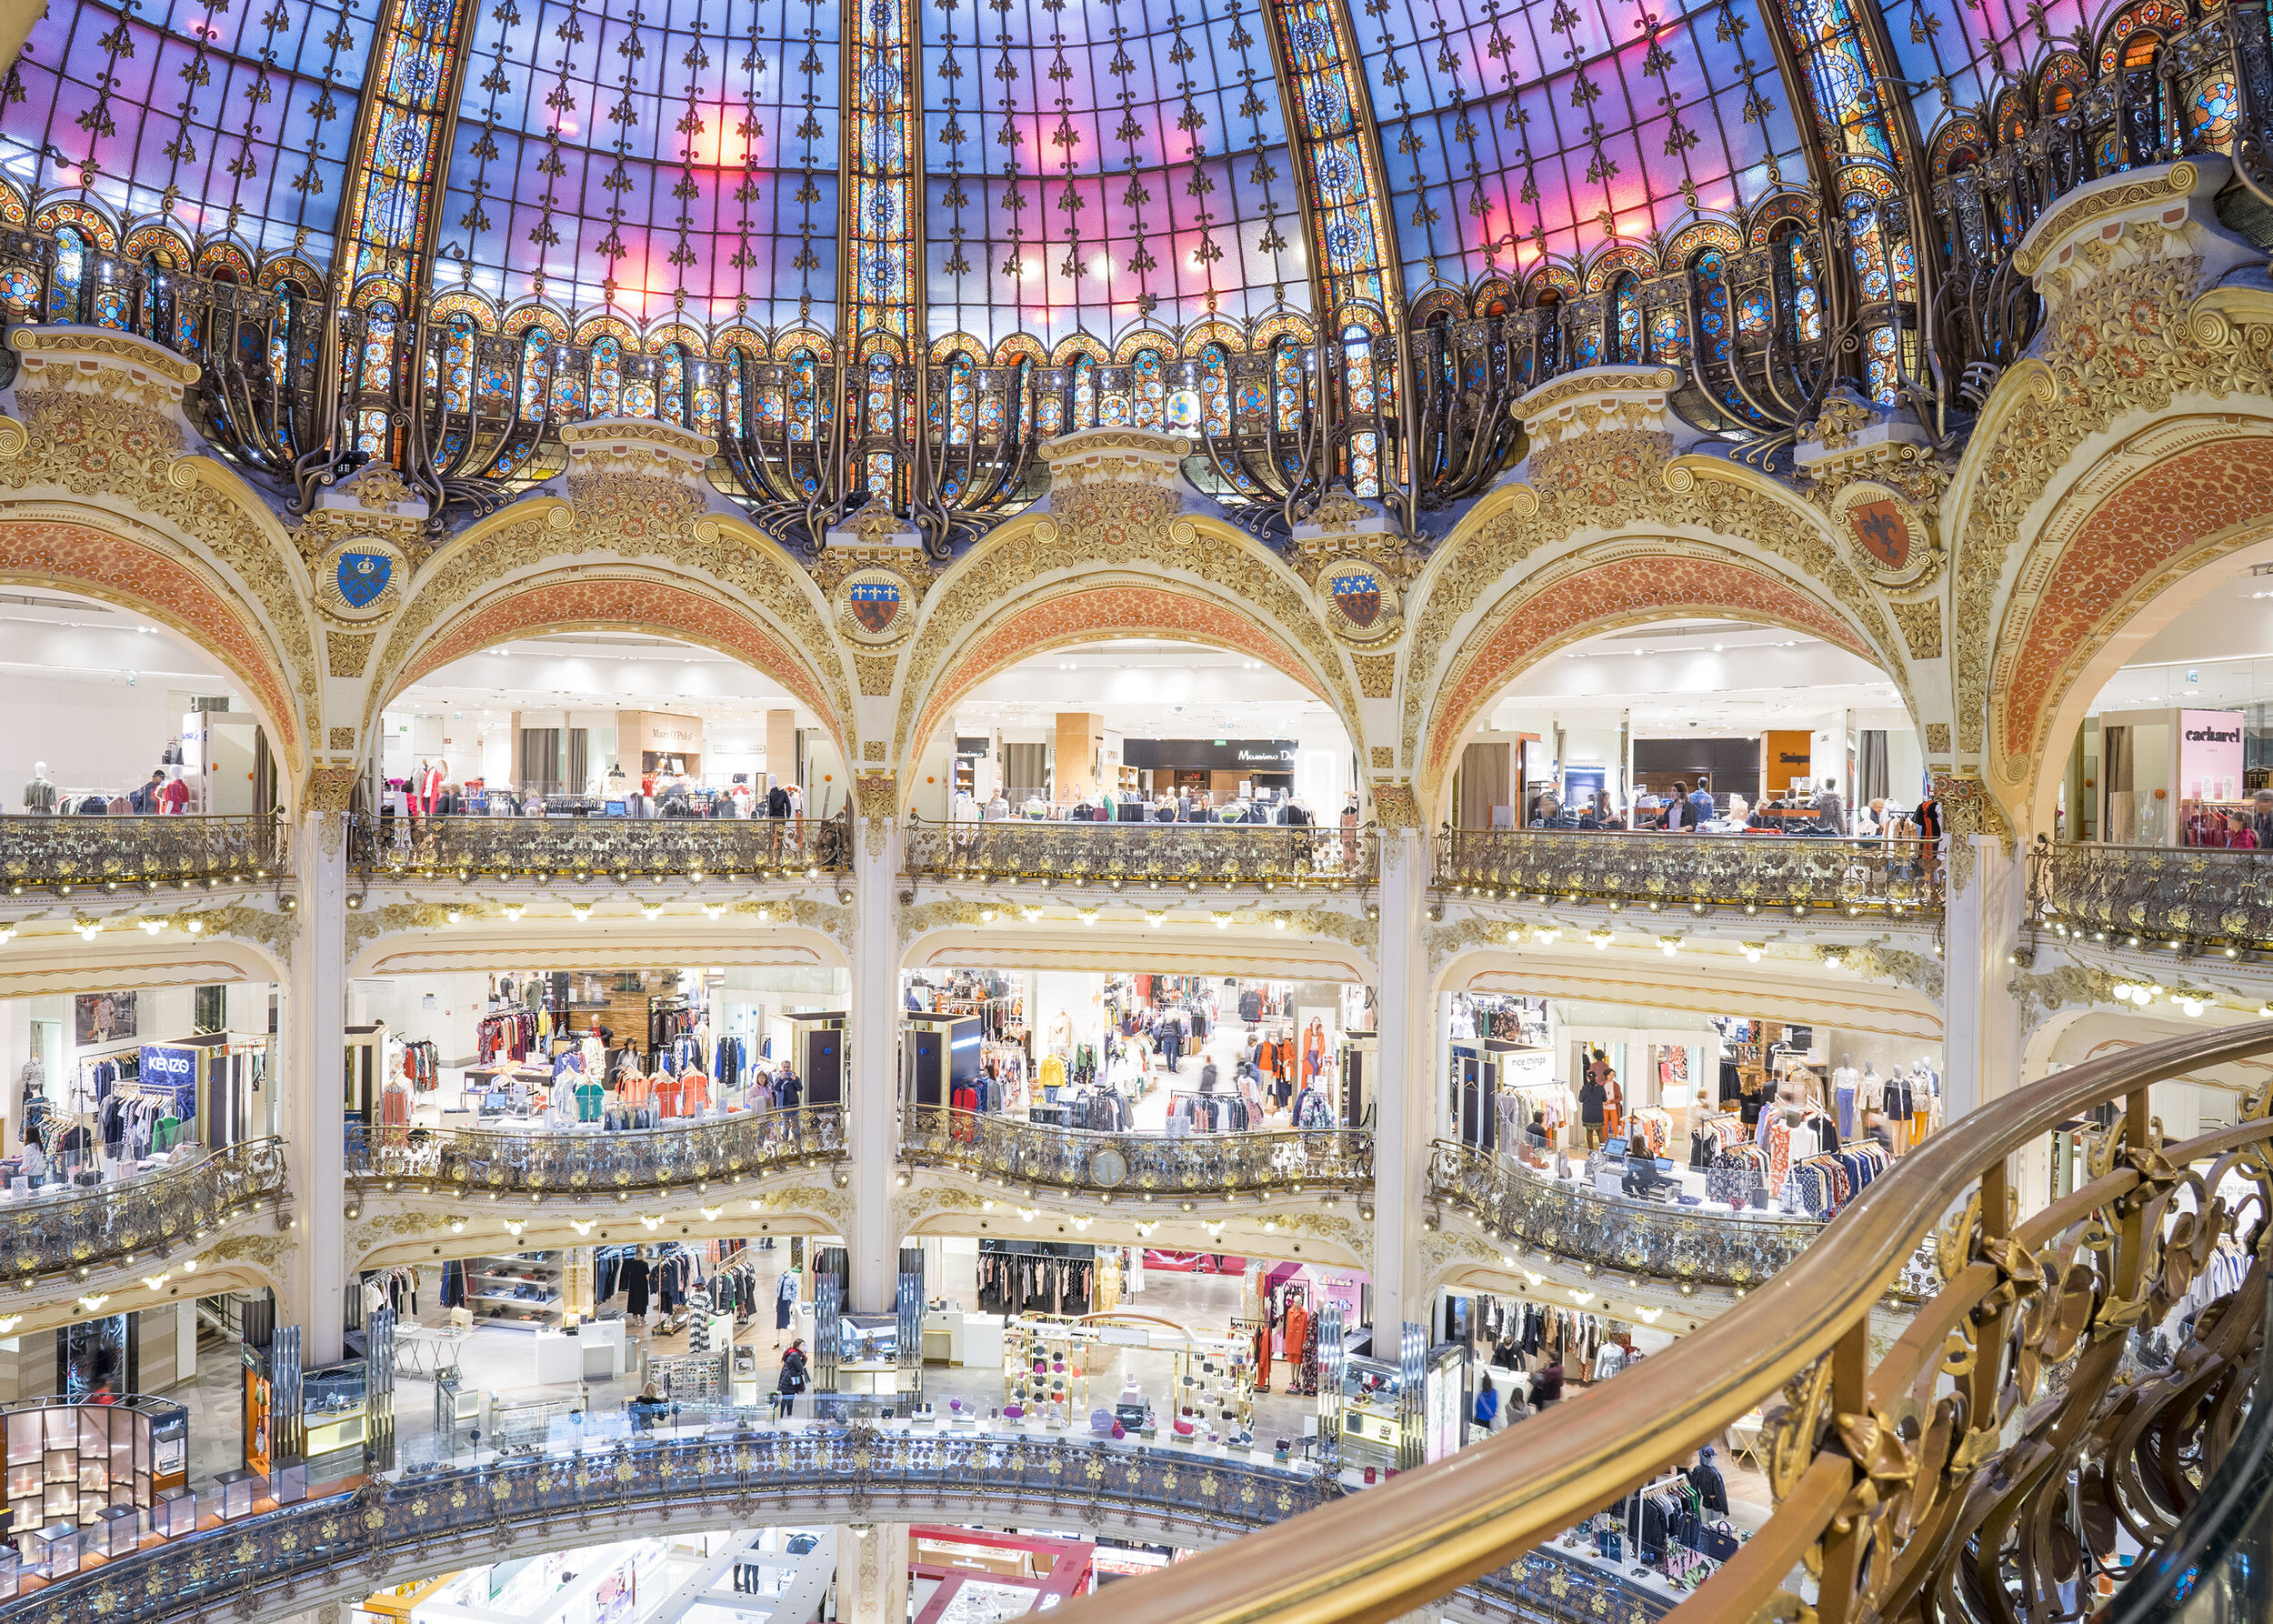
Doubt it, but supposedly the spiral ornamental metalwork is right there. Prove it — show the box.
[1427,1141,1829,1298]
[343,1107,846,1198]
[2028,841,2273,954]
[899,1107,1374,1201]
[19,0,2273,557]
[1434,831,1942,917]
[1043,1023,2273,1624]
[0,1427,1672,1624]
[902,818,1378,892]
[0,1138,287,1285]
[0,815,289,893]
[347,814,852,885]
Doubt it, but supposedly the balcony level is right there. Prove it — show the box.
[1436,828,1942,924]
[350,813,854,888]
[344,1107,850,1270]
[0,814,289,901]
[902,817,1379,897]
[0,1138,290,1336]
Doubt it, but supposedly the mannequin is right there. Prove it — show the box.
[1830,1057,1860,1139]
[24,762,55,816]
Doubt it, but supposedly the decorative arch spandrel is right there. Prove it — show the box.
[1400,436,1905,786]
[887,501,1370,777]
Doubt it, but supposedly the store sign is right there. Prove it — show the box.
[1122,738,1297,770]
[140,1045,197,1083]
[2180,708,2246,802]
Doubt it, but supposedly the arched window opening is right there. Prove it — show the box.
[588,336,623,417]
[1607,275,1642,365]
[1132,347,1167,430]
[516,327,550,420]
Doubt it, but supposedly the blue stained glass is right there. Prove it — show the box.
[11,0,386,266]
[516,328,548,419]
[1358,0,1807,289]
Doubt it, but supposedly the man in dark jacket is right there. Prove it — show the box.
[1687,776,1717,830]
[1577,1076,1607,1148]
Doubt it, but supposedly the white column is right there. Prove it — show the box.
[282,809,347,1364]
[840,1523,910,1624]
[1369,828,1435,1329]
[1940,834,2023,1122]
[846,810,900,1314]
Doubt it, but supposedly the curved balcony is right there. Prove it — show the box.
[0,1137,288,1285]
[900,1106,1374,1202]
[344,1106,846,1200]
[347,813,852,886]
[2029,841,2273,954]
[1056,1025,2273,1624]
[1435,828,1941,918]
[0,814,288,896]
[6,1424,1667,1624]
[902,818,1378,893]
[1427,1139,1835,1298]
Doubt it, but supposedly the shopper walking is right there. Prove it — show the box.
[776,1339,808,1417]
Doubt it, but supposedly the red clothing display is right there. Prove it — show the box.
[157,777,189,814]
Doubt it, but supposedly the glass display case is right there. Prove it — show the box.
[92,1503,141,1558]
[151,1486,197,1539]
[834,1316,905,1396]
[211,1467,263,1520]
[302,1360,369,1459]
[23,1520,79,1578]
[2,1397,180,1536]
[1339,1355,1404,1470]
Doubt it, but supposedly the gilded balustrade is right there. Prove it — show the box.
[902,817,1378,891]
[1435,829,1941,917]
[0,1426,1670,1624]
[1427,1140,1837,1296]
[0,1138,287,1284]
[0,814,288,893]
[343,1106,846,1198]
[1045,1023,2273,1624]
[2029,840,2273,953]
[347,813,851,884]
[900,1105,1374,1199]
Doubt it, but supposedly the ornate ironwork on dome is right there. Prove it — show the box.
[0,0,2265,547]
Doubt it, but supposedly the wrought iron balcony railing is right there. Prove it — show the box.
[2028,840,2273,954]
[344,1106,846,1199]
[1427,1139,1829,1296]
[6,1423,1669,1624]
[902,817,1377,893]
[0,1137,287,1285]
[1050,1024,2273,1624]
[0,814,288,894]
[1434,828,1941,917]
[899,1106,1373,1200]
[347,812,851,885]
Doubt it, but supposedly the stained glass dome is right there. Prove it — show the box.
[0,0,2217,357]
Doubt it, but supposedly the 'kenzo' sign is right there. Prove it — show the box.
[140,1047,196,1081]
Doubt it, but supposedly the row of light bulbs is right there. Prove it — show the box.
[972,903,1295,931]
[4,915,216,946]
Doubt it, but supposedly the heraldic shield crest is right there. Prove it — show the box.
[838,567,916,647]
[1318,559,1399,643]
[336,551,393,610]
[851,578,900,636]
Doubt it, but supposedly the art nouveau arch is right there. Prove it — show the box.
[1431,945,1944,1042]
[886,495,1370,791]
[1398,420,1911,805]
[0,518,307,800]
[365,564,854,762]
[897,575,1365,813]
[345,914,851,980]
[0,930,289,1000]
[1417,537,1893,819]
[899,917,1377,987]
[1986,418,2273,835]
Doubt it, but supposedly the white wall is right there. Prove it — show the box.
[349,974,490,1066]
[1294,709,1351,812]
[1032,971,1106,1059]
[0,675,218,803]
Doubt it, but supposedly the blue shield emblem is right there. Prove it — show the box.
[336,552,392,610]
[850,578,901,637]
[1331,568,1381,630]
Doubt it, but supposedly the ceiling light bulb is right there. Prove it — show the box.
[642,903,663,919]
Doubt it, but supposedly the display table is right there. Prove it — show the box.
[922,1309,1006,1367]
